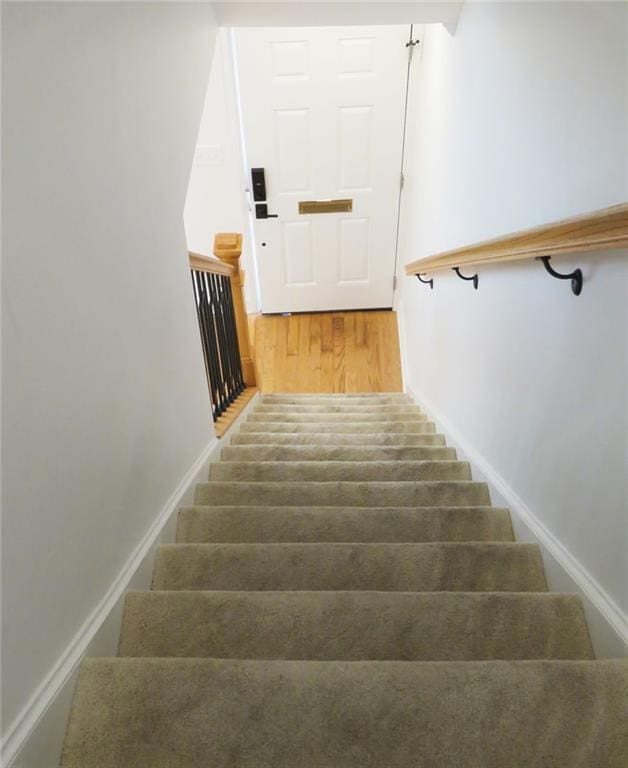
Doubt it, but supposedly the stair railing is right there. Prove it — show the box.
[189,233,255,422]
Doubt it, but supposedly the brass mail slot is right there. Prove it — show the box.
[298,198,353,215]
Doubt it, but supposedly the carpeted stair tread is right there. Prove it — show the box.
[220,444,457,461]
[194,479,490,507]
[246,411,428,423]
[61,389,623,766]
[152,542,546,592]
[230,431,447,446]
[208,460,471,482]
[61,658,628,768]
[118,591,593,660]
[176,505,514,542]
[238,420,437,433]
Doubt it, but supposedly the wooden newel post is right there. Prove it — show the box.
[213,233,256,387]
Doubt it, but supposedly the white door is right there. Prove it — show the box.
[233,26,410,313]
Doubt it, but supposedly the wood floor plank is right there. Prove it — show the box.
[287,315,300,356]
[354,312,371,391]
[344,312,358,393]
[297,314,313,392]
[284,315,300,392]
[332,314,346,393]
[305,314,323,392]
[258,315,277,393]
[366,312,383,392]
[250,310,402,394]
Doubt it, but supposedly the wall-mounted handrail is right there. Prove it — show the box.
[189,234,255,423]
[405,203,628,278]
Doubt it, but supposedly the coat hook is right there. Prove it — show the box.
[453,267,478,290]
[536,256,582,296]
[416,273,434,289]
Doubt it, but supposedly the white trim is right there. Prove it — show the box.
[228,28,263,315]
[2,436,220,767]
[406,383,627,658]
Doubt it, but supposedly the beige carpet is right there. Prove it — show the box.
[61,393,627,767]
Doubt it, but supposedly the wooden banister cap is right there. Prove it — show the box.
[214,233,243,262]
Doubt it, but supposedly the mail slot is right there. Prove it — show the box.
[298,199,353,215]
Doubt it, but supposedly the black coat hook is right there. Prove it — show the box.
[453,267,478,290]
[536,256,582,296]
[416,273,434,289]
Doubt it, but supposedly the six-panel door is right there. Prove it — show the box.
[234,26,409,313]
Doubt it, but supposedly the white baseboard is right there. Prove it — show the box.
[5,389,261,768]
[406,384,627,659]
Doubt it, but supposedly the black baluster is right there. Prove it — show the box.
[219,274,238,400]
[205,271,229,414]
[210,272,233,406]
[200,271,226,417]
[224,275,245,395]
[203,271,229,416]
[190,264,247,423]
[192,270,220,420]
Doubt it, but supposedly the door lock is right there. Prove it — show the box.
[251,168,278,218]
[251,167,267,201]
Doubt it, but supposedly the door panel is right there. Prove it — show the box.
[339,218,370,283]
[339,106,373,189]
[284,221,314,285]
[234,26,408,313]
[275,109,311,192]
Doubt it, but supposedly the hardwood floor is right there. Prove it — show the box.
[249,311,403,394]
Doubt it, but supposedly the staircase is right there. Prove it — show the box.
[62,393,626,767]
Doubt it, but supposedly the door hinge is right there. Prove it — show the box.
[405,38,420,62]
[400,172,405,190]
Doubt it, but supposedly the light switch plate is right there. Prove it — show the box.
[194,144,223,166]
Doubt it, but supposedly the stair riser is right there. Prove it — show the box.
[61,659,628,768]
[194,481,491,507]
[230,433,447,446]
[220,445,457,462]
[247,412,427,423]
[119,592,592,661]
[208,461,472,482]
[176,506,514,543]
[261,394,410,404]
[238,422,437,433]
[254,405,422,414]
[152,543,546,592]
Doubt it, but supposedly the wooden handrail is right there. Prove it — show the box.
[213,233,256,388]
[405,203,628,276]
[189,251,235,277]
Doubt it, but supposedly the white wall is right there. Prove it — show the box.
[184,28,260,312]
[397,2,627,649]
[2,0,217,756]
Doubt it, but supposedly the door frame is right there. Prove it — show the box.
[226,23,419,315]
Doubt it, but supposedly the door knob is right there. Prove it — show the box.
[255,203,278,220]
